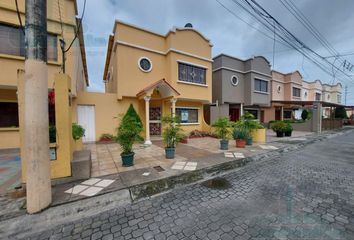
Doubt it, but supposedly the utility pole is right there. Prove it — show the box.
[344,85,348,106]
[25,0,51,213]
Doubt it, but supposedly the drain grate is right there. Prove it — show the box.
[153,166,165,172]
[201,177,232,190]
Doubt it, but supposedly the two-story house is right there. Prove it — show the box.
[207,54,272,124]
[0,0,89,149]
[89,20,212,144]
[269,70,342,121]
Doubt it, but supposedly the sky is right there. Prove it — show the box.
[77,0,354,105]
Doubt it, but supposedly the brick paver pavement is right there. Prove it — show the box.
[13,131,354,239]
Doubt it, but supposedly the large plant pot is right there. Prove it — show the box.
[220,139,229,150]
[246,137,253,146]
[251,129,266,143]
[165,148,175,159]
[73,139,83,152]
[284,131,292,137]
[236,139,246,148]
[276,131,285,138]
[121,152,134,167]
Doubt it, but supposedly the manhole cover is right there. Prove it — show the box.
[153,166,165,172]
[201,177,232,190]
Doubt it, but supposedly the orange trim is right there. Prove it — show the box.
[136,79,180,97]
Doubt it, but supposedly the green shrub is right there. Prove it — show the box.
[334,106,348,119]
[212,117,232,140]
[301,109,309,121]
[49,125,56,143]
[271,121,287,132]
[232,127,250,140]
[162,116,184,148]
[72,123,85,141]
[116,105,143,154]
[284,122,293,133]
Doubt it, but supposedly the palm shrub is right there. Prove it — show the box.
[116,105,143,155]
[212,117,232,140]
[162,116,184,149]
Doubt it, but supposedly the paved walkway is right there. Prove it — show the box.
[6,129,354,239]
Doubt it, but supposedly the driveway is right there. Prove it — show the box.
[9,130,354,239]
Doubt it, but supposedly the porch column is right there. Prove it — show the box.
[144,96,152,145]
[240,103,244,116]
[171,98,177,117]
[280,106,284,121]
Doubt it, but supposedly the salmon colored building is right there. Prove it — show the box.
[75,20,212,144]
[0,0,89,150]
[266,70,342,122]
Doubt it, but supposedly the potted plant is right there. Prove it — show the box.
[212,117,232,150]
[116,104,143,166]
[284,122,293,137]
[232,127,249,148]
[271,121,287,137]
[99,133,115,143]
[72,123,85,151]
[162,116,184,159]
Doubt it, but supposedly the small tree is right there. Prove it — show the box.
[301,109,309,121]
[116,105,143,154]
[212,117,232,140]
[334,106,348,119]
[162,116,184,149]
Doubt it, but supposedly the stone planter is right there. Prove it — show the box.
[165,148,175,159]
[276,131,285,138]
[285,131,292,137]
[251,128,266,143]
[121,152,134,167]
[73,139,83,152]
[220,139,229,150]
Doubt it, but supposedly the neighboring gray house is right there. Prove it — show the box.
[206,54,272,124]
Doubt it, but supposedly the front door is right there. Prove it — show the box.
[229,108,240,122]
[77,105,96,143]
[149,106,161,135]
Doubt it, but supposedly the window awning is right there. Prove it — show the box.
[272,100,344,108]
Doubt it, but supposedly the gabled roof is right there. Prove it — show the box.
[136,79,180,98]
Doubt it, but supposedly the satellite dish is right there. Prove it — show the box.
[184,23,193,28]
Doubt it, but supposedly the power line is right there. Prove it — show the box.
[64,0,87,53]
[15,0,25,35]
[215,0,292,49]
[237,0,354,85]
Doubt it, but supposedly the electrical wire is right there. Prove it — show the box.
[64,0,87,53]
[236,0,354,85]
[15,0,25,35]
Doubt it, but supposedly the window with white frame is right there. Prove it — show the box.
[178,63,206,85]
[254,79,268,93]
[175,108,198,124]
[337,94,341,103]
[292,87,301,97]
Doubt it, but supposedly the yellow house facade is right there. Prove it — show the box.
[78,20,212,144]
[0,0,89,150]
